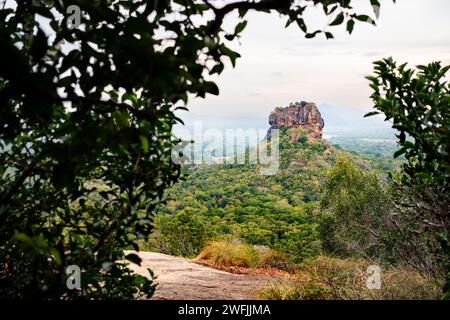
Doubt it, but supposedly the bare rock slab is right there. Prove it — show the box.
[126,251,267,300]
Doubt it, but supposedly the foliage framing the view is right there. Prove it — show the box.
[367,58,450,297]
[0,0,387,298]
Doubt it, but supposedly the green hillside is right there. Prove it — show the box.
[144,125,385,262]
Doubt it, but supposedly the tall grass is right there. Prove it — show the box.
[195,240,292,271]
[196,240,259,268]
[259,256,442,300]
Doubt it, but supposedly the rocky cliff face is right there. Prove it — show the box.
[267,101,325,141]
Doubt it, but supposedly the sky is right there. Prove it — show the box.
[6,0,448,132]
[180,0,450,130]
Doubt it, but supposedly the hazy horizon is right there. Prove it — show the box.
[178,0,450,135]
[176,101,396,141]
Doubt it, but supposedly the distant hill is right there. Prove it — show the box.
[150,102,383,262]
[176,102,398,143]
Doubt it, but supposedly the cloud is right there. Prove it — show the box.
[270,72,283,77]
[247,91,263,96]
[185,0,450,123]
[363,51,384,57]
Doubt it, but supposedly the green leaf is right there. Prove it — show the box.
[403,141,414,149]
[224,34,235,41]
[203,81,219,95]
[441,291,450,300]
[355,14,375,25]
[220,45,241,67]
[125,253,142,266]
[346,19,355,34]
[33,6,55,19]
[210,63,224,75]
[238,8,248,18]
[364,111,380,117]
[393,147,406,158]
[31,28,48,61]
[330,12,344,26]
[305,31,321,39]
[285,18,293,28]
[370,0,381,7]
[370,0,381,18]
[234,20,247,34]
[296,19,307,33]
[122,93,138,106]
[139,135,149,153]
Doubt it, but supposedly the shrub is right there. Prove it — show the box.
[196,240,259,268]
[255,248,293,272]
[277,224,322,263]
[319,154,391,260]
[259,279,328,300]
[196,240,296,272]
[142,210,214,258]
[367,58,450,295]
[259,256,442,300]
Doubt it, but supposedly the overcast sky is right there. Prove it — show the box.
[8,0,448,128]
[181,0,450,126]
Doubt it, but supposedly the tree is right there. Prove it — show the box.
[319,154,390,259]
[367,58,450,296]
[0,0,388,298]
[145,209,214,257]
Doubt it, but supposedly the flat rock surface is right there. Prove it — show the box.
[126,251,268,300]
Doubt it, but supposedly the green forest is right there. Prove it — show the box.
[147,129,391,261]
[143,119,445,299]
[0,0,448,302]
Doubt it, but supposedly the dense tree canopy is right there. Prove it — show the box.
[367,58,450,297]
[319,154,390,259]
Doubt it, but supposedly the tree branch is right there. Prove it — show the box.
[62,96,156,122]
[205,0,293,34]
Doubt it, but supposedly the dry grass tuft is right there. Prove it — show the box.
[195,240,294,276]
[195,240,258,268]
[259,256,442,300]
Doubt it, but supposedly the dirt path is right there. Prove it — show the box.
[126,251,269,300]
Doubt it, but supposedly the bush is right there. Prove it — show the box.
[142,210,214,258]
[367,58,450,294]
[259,279,327,300]
[277,224,322,263]
[319,154,391,260]
[259,256,442,300]
[255,248,293,271]
[196,240,258,268]
[196,240,296,272]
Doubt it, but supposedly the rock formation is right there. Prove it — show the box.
[267,101,325,141]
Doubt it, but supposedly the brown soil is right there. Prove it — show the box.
[194,258,293,277]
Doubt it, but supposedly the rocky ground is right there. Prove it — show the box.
[126,251,270,300]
